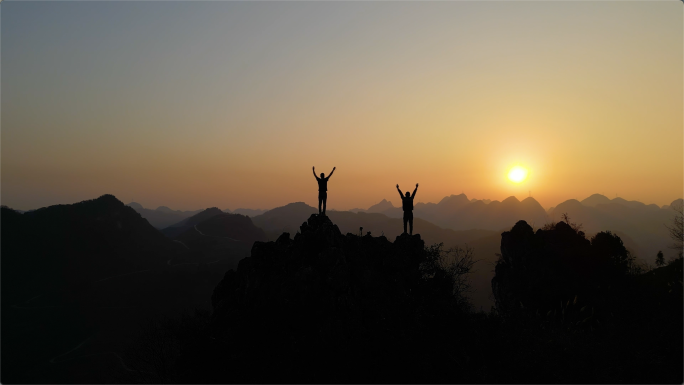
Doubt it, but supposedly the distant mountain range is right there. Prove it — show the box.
[23,192,675,313]
[124,193,681,264]
[353,194,549,231]
[227,208,268,217]
[125,202,203,229]
[549,195,682,262]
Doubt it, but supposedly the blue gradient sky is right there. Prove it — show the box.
[3,1,682,211]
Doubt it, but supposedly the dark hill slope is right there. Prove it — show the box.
[172,213,268,270]
[1,195,231,383]
[161,207,225,238]
[177,213,267,244]
[3,194,182,302]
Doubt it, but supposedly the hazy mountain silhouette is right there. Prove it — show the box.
[470,198,492,204]
[663,198,684,211]
[437,196,548,231]
[126,202,203,229]
[367,198,396,213]
[251,202,319,239]
[580,193,669,211]
[549,196,680,263]
[231,208,267,217]
[350,192,681,268]
[580,193,613,207]
[126,201,144,210]
[156,205,179,213]
[161,207,225,238]
[352,193,549,231]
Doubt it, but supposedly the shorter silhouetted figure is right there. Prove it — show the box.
[313,166,335,215]
[397,183,418,235]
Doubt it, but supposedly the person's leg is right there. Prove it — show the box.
[323,196,327,215]
[318,194,322,214]
[403,214,408,234]
[409,214,414,235]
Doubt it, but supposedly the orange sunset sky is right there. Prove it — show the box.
[3,1,682,211]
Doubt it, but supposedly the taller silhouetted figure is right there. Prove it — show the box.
[313,166,335,215]
[397,183,418,235]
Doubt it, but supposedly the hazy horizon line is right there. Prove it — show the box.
[7,192,682,214]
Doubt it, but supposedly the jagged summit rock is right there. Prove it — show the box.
[211,213,425,318]
[201,214,436,382]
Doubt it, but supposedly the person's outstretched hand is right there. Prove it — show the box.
[333,167,336,170]
[416,183,419,187]
[312,166,315,171]
[396,184,399,188]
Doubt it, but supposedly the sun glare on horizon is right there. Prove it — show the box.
[508,166,528,183]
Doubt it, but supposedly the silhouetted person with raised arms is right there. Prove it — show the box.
[313,166,335,215]
[397,183,418,235]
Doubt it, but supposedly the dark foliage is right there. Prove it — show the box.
[491,220,683,383]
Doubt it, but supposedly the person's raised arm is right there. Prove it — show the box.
[412,183,419,198]
[313,166,320,180]
[396,184,404,199]
[326,167,336,180]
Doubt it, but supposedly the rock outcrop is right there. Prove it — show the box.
[492,220,631,317]
[211,213,426,328]
[183,214,460,383]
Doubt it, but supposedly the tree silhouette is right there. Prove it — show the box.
[666,201,683,259]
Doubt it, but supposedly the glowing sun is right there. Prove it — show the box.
[508,166,528,183]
